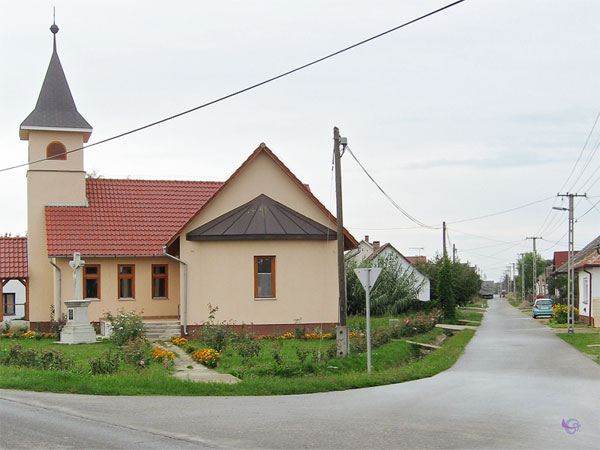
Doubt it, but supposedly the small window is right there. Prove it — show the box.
[118,265,135,299]
[83,265,101,299]
[2,293,16,316]
[152,264,168,299]
[46,141,67,160]
[254,256,275,298]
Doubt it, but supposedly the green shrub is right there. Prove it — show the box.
[552,304,579,324]
[121,337,150,365]
[104,310,146,346]
[89,350,121,375]
[191,304,236,352]
[236,335,261,363]
[0,341,73,371]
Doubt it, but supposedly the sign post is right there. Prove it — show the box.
[354,267,382,373]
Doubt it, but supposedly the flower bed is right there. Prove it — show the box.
[191,348,221,368]
[151,347,176,362]
[171,336,188,347]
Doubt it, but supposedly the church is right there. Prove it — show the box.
[0,24,357,335]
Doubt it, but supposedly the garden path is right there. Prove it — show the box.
[161,342,239,384]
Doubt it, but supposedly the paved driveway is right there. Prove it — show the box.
[1,298,599,449]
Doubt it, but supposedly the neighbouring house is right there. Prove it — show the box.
[0,237,28,322]
[346,236,430,302]
[2,25,358,334]
[557,235,600,327]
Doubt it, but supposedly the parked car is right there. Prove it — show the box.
[532,298,553,319]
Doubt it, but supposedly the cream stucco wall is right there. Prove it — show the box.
[26,130,87,322]
[578,268,600,327]
[51,257,180,322]
[182,241,338,325]
[178,150,340,326]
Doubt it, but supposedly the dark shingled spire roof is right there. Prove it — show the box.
[20,24,92,141]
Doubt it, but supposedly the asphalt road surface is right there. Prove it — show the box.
[1,298,599,449]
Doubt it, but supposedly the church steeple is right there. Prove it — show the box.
[19,22,92,142]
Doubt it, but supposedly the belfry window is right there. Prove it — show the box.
[46,141,67,160]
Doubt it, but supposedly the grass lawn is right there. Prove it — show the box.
[557,331,600,364]
[456,310,483,325]
[0,314,476,396]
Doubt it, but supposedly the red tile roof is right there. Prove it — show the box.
[46,179,222,256]
[0,237,28,278]
[406,256,426,265]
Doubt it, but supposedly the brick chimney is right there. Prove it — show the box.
[364,235,369,243]
[373,241,380,251]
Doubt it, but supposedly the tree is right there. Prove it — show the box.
[415,255,481,306]
[437,257,455,321]
[346,254,425,316]
[515,253,548,298]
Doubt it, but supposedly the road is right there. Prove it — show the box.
[1,298,599,449]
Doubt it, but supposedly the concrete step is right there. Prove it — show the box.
[144,322,181,339]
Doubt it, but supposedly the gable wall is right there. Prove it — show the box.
[179,151,339,326]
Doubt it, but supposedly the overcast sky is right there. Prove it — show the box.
[1,0,600,281]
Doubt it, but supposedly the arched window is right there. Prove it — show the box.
[46,141,67,160]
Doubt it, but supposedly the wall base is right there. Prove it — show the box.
[183,322,338,338]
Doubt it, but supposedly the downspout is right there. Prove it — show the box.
[48,258,62,318]
[163,246,188,335]
[583,268,592,326]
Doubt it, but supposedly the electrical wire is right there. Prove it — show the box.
[447,195,555,225]
[344,145,439,229]
[0,0,466,175]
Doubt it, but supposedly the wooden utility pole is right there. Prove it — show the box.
[334,127,348,356]
[442,221,447,259]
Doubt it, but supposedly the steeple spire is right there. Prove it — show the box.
[19,21,92,142]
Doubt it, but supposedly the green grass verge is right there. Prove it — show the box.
[0,329,474,396]
[557,331,600,364]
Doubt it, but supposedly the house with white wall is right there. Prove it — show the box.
[347,237,430,302]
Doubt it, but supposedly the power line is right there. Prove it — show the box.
[344,145,439,229]
[447,196,555,225]
[561,110,600,193]
[0,0,466,175]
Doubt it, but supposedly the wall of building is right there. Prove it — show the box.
[178,150,339,327]
[50,256,180,323]
[26,130,87,322]
[578,267,600,327]
[372,247,431,302]
[1,280,26,320]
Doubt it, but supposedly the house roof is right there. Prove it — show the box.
[557,234,600,272]
[187,194,338,241]
[20,28,92,141]
[170,144,358,250]
[364,242,429,279]
[46,178,223,257]
[553,251,577,271]
[0,237,28,279]
[406,255,426,265]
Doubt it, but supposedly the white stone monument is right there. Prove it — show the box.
[59,253,97,344]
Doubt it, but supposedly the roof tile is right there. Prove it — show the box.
[46,178,222,256]
[0,237,28,278]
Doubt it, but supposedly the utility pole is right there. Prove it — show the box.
[526,237,542,303]
[334,127,349,356]
[512,263,516,295]
[452,244,457,263]
[442,221,447,259]
[556,193,586,334]
[519,253,526,301]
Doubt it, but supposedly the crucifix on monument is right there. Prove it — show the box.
[69,252,85,300]
[59,252,97,344]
